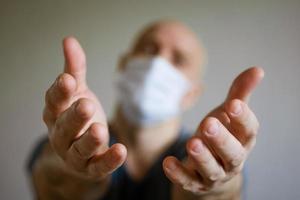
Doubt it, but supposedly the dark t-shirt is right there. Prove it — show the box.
[27,127,191,200]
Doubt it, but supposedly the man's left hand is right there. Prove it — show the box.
[163,67,264,198]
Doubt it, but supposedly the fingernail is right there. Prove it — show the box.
[191,140,203,154]
[206,121,218,135]
[231,102,242,116]
[166,161,177,171]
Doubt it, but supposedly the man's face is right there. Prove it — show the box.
[127,21,204,82]
[119,21,204,110]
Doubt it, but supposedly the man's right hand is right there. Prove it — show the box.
[43,37,127,181]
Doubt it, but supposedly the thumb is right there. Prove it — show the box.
[63,36,87,87]
[226,66,264,103]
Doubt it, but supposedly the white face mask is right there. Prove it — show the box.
[116,56,191,126]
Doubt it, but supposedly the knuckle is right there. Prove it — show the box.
[89,123,108,145]
[56,74,67,92]
[228,158,241,169]
[230,162,244,175]
[245,119,259,140]
[182,179,203,194]
[89,129,104,147]
[227,150,245,170]
[206,167,226,182]
[207,172,221,182]
[74,98,95,119]
[57,73,75,94]
[182,179,194,191]
[227,99,242,112]
[206,175,217,182]
[245,108,259,134]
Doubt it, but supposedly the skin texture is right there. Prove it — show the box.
[32,20,264,200]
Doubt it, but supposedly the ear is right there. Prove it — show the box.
[181,82,203,111]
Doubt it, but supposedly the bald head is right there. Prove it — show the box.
[127,20,205,81]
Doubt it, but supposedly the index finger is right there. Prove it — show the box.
[226,66,264,103]
[63,36,87,88]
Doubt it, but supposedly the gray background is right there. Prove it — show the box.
[0,0,299,199]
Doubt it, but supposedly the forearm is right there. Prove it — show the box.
[172,173,243,200]
[30,142,110,200]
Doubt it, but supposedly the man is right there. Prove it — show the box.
[28,20,264,200]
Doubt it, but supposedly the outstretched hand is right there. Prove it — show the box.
[43,37,127,181]
[163,67,264,196]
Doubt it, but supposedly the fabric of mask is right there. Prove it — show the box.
[116,56,191,126]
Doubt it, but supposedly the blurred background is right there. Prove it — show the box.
[0,0,299,199]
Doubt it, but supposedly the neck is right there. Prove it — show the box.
[110,105,182,180]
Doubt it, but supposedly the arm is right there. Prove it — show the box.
[30,37,127,200]
[163,67,264,200]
